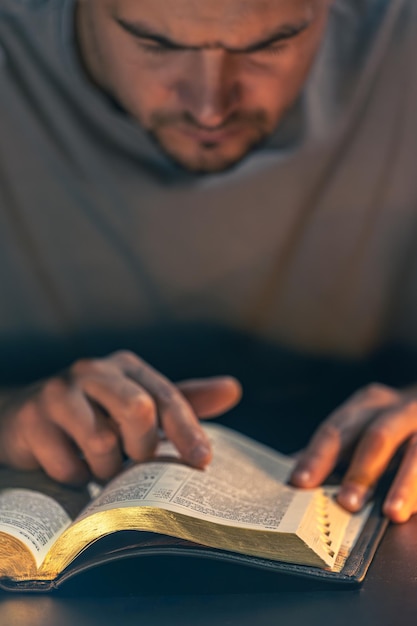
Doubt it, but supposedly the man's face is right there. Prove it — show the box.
[77,0,332,173]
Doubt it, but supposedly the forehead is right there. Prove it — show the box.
[105,0,320,42]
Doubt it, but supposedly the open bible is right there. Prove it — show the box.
[0,424,387,591]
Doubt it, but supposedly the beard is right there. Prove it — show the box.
[144,109,274,174]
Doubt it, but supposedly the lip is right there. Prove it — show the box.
[178,125,240,143]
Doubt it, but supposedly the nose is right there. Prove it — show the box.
[178,49,240,128]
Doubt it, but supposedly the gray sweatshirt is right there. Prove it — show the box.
[0,0,417,384]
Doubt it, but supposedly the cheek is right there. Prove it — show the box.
[240,70,302,121]
[250,47,322,116]
[108,59,170,118]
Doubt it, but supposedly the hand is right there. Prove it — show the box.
[0,351,241,484]
[290,383,417,523]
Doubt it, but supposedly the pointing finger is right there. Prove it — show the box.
[112,351,212,468]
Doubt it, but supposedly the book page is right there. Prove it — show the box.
[78,425,312,533]
[0,489,71,568]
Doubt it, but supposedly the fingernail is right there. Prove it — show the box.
[385,498,404,513]
[384,498,410,523]
[189,443,211,467]
[338,487,364,511]
[387,498,404,511]
[291,469,312,486]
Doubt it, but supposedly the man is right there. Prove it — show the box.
[0,0,417,523]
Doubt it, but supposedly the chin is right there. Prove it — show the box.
[174,156,242,174]
[162,141,258,174]
[150,126,267,174]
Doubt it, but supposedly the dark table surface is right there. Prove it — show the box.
[0,514,416,626]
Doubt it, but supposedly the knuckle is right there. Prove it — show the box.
[87,430,119,457]
[157,385,182,407]
[365,423,393,449]
[112,350,141,368]
[316,421,341,445]
[362,382,398,403]
[70,358,97,379]
[126,393,156,425]
[39,378,67,405]
[365,382,388,396]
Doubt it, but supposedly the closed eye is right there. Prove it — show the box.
[138,40,184,54]
[245,43,288,57]
[115,16,312,56]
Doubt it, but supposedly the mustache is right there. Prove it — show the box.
[149,110,269,130]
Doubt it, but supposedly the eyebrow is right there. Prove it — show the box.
[114,17,312,53]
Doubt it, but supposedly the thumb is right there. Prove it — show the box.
[177,376,242,418]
